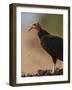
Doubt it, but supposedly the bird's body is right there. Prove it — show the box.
[38,29,63,63]
[38,29,63,73]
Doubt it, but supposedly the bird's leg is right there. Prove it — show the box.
[51,63,56,74]
[51,63,55,74]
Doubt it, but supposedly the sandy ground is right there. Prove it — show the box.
[21,28,63,75]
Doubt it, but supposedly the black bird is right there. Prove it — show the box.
[31,22,63,73]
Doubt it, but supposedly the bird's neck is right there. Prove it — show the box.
[38,29,50,38]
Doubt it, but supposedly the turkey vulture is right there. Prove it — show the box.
[30,22,63,73]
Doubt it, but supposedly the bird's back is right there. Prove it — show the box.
[38,29,63,61]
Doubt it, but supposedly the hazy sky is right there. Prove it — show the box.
[21,13,42,31]
[21,12,63,38]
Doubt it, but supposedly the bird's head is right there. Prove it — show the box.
[28,22,41,31]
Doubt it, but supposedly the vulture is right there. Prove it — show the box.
[30,22,63,73]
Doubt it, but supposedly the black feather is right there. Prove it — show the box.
[38,29,63,64]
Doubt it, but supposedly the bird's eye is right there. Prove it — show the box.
[33,23,36,26]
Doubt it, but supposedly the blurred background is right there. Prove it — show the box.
[21,13,63,38]
[21,12,63,75]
